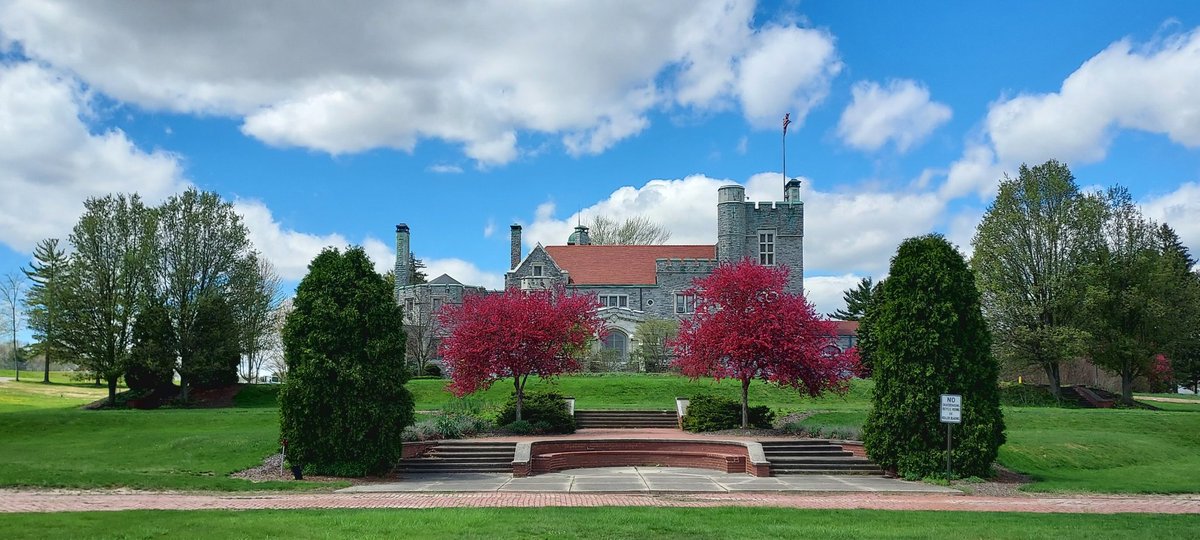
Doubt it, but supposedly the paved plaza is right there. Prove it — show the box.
[340,466,958,494]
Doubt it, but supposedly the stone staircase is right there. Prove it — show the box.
[760,440,883,475]
[393,441,516,475]
[574,410,679,429]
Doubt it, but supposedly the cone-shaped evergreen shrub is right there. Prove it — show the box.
[280,246,414,476]
[862,235,1005,478]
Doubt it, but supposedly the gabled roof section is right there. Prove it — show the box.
[544,245,715,285]
[831,320,859,335]
[428,274,461,285]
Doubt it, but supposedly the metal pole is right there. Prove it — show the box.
[782,126,787,187]
[946,423,952,479]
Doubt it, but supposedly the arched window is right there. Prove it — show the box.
[602,328,629,363]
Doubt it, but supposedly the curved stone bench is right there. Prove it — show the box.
[512,439,770,477]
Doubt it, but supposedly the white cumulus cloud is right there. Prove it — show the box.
[986,28,1200,166]
[837,79,951,153]
[0,62,187,252]
[736,25,842,129]
[1,1,843,165]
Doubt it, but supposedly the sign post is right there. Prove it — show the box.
[940,394,962,479]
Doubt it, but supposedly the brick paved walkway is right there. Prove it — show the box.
[3,490,1198,514]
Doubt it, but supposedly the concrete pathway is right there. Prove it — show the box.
[340,466,957,494]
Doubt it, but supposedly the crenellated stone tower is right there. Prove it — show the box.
[716,180,804,294]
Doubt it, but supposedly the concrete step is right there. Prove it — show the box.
[762,449,853,457]
[575,410,680,429]
[759,440,843,447]
[393,440,517,476]
[772,468,883,475]
[396,466,511,474]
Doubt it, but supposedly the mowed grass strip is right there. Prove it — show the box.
[1,508,1197,539]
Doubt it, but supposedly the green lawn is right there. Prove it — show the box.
[0,369,90,384]
[1,508,1197,539]
[1139,400,1200,412]
[0,379,336,491]
[1135,392,1200,400]
[408,373,873,411]
[999,407,1200,493]
[3,374,1199,494]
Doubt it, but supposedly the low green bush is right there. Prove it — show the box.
[497,391,576,433]
[505,420,532,434]
[682,394,773,432]
[999,383,1067,407]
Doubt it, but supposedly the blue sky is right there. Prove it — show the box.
[2,0,1200,321]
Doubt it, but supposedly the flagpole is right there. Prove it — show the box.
[782,113,790,189]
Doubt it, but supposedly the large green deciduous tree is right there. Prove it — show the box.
[154,188,250,399]
[60,194,156,404]
[0,272,26,380]
[1157,224,1200,393]
[630,319,679,373]
[230,253,283,384]
[863,235,1005,478]
[971,160,1100,399]
[1082,189,1194,404]
[280,246,413,476]
[23,238,69,383]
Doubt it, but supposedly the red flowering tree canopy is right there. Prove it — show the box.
[670,259,857,425]
[437,286,603,419]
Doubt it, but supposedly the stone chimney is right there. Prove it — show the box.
[510,224,522,269]
[395,224,411,293]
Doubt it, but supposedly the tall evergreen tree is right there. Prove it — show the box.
[188,292,241,389]
[280,246,413,476]
[829,277,875,321]
[23,238,69,383]
[126,295,177,392]
[863,235,1005,478]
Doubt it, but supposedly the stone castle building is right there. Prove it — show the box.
[394,179,806,369]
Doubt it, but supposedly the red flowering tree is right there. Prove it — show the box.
[670,260,858,427]
[438,287,604,421]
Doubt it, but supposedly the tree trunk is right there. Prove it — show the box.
[1043,362,1061,400]
[43,339,51,384]
[1121,367,1134,406]
[514,378,523,421]
[107,377,117,405]
[180,373,190,402]
[741,378,750,429]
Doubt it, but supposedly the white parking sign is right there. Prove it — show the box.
[940,394,962,424]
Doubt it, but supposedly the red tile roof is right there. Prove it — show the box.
[544,245,716,285]
[831,320,859,335]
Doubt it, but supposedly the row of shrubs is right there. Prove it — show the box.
[401,391,577,441]
[401,390,863,441]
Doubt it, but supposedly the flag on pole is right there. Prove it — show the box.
[783,113,791,134]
